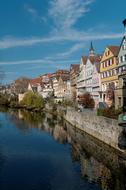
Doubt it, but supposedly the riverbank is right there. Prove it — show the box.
[45,104,126,153]
[1,101,126,153]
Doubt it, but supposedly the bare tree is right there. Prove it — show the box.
[14,77,31,94]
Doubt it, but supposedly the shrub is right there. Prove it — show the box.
[61,99,74,107]
[0,93,9,105]
[20,91,45,108]
[97,107,123,119]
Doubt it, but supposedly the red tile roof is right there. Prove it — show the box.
[70,64,79,72]
[30,77,42,85]
[60,75,70,81]
[81,56,88,65]
[89,55,101,64]
[56,70,70,74]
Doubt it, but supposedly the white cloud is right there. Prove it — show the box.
[0,0,123,50]
[49,0,94,31]
[56,43,85,58]
[0,57,79,66]
[24,4,47,23]
[0,32,122,49]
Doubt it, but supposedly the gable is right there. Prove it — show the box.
[80,58,84,68]
[118,36,126,56]
[101,47,114,62]
[86,58,93,69]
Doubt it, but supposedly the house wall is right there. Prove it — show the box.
[100,47,119,106]
[77,58,86,95]
[92,66,101,107]
[115,37,126,109]
[85,58,93,93]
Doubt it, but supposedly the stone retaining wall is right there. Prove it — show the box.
[62,107,124,151]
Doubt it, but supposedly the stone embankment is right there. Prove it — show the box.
[55,106,125,152]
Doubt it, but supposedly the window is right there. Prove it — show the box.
[123,66,126,71]
[113,69,117,75]
[118,57,121,64]
[110,70,113,76]
[119,67,122,74]
[118,97,121,107]
[112,58,114,64]
[121,56,123,63]
[122,42,126,50]
[123,55,125,62]
[123,79,126,88]
[104,72,107,78]
[107,71,110,77]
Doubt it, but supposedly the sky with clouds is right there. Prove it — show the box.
[0,0,126,84]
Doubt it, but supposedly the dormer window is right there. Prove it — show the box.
[122,39,126,50]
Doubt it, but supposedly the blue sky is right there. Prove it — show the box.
[0,0,126,84]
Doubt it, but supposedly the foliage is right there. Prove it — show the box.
[48,98,57,113]
[97,107,123,119]
[20,91,45,108]
[78,92,95,109]
[0,93,9,105]
[0,93,19,108]
[61,99,75,107]
[19,110,45,126]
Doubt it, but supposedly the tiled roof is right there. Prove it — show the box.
[81,56,88,65]
[56,69,70,75]
[108,46,120,56]
[60,75,70,81]
[70,64,79,72]
[30,77,42,85]
[89,55,101,64]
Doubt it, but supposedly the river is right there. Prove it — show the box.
[0,109,126,190]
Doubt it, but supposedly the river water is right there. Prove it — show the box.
[0,109,126,190]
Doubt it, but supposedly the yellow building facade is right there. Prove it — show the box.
[100,46,119,106]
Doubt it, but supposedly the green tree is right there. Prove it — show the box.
[20,91,45,108]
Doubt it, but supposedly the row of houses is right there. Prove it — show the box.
[24,19,126,109]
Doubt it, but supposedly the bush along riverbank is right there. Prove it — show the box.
[0,91,45,112]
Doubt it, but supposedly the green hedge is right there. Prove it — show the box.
[97,107,123,119]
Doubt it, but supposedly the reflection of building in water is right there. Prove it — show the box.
[43,116,54,135]
[53,124,67,144]
[65,121,126,190]
[18,110,23,119]
[8,110,126,190]
[80,154,113,189]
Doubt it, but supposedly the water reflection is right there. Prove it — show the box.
[2,110,126,190]
[65,121,126,190]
